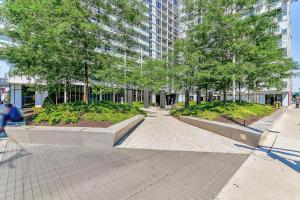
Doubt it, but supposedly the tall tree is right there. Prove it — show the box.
[0,0,146,104]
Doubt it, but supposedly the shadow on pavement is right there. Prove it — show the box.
[235,144,300,173]
[0,149,31,167]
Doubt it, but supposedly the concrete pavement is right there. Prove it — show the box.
[117,107,253,154]
[0,138,7,162]
[0,141,248,200]
[216,106,300,200]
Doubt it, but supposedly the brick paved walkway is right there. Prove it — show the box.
[118,107,252,154]
[0,141,248,200]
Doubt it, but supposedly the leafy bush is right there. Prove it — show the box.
[33,101,144,125]
[197,110,219,120]
[83,112,136,124]
[42,97,54,107]
[132,101,144,108]
[171,101,276,121]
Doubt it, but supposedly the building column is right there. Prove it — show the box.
[196,90,202,104]
[35,91,49,107]
[160,90,166,108]
[10,84,22,109]
[127,89,133,106]
[144,89,149,108]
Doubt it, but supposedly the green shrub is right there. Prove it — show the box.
[171,101,276,121]
[42,97,54,107]
[48,112,62,125]
[197,110,219,120]
[83,112,135,124]
[132,101,144,108]
[33,101,144,125]
[34,112,49,124]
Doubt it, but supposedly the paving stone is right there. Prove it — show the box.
[117,107,253,154]
[0,141,248,200]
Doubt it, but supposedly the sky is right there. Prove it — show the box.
[291,2,300,92]
[0,2,300,91]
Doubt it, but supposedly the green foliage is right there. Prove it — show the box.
[171,101,276,121]
[132,101,144,108]
[0,0,146,103]
[83,112,136,124]
[42,97,54,107]
[172,0,296,106]
[33,101,144,125]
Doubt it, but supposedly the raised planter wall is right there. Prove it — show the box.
[178,108,287,147]
[179,116,261,147]
[5,115,144,147]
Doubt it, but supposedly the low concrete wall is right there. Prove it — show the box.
[178,108,286,147]
[179,116,261,147]
[5,115,144,146]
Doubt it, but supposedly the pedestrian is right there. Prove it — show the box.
[0,101,5,113]
[0,104,24,132]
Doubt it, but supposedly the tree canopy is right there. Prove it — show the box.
[0,0,146,103]
[172,0,295,106]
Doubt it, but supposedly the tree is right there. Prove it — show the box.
[173,39,201,107]
[180,0,295,104]
[0,0,146,104]
[245,7,295,103]
[133,58,168,92]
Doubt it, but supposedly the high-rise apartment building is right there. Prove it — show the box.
[147,0,180,59]
[0,0,295,107]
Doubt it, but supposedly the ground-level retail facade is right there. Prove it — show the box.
[177,91,290,107]
[8,76,291,108]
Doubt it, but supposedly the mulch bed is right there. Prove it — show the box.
[27,119,113,128]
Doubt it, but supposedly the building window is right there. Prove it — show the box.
[282,7,287,16]
[281,28,287,35]
[156,1,161,9]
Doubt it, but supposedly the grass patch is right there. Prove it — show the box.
[34,101,144,125]
[171,101,276,122]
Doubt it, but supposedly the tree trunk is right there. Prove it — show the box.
[223,84,227,103]
[232,78,236,103]
[196,89,201,105]
[185,90,190,108]
[232,55,236,103]
[64,80,68,103]
[238,82,242,103]
[247,89,250,103]
[205,87,208,101]
[55,92,58,105]
[83,63,89,104]
[112,91,116,103]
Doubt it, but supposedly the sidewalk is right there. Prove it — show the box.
[118,107,253,154]
[216,106,300,200]
[0,137,8,162]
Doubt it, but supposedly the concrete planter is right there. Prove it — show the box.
[178,108,287,147]
[5,115,144,146]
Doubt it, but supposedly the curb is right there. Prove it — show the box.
[257,107,289,150]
